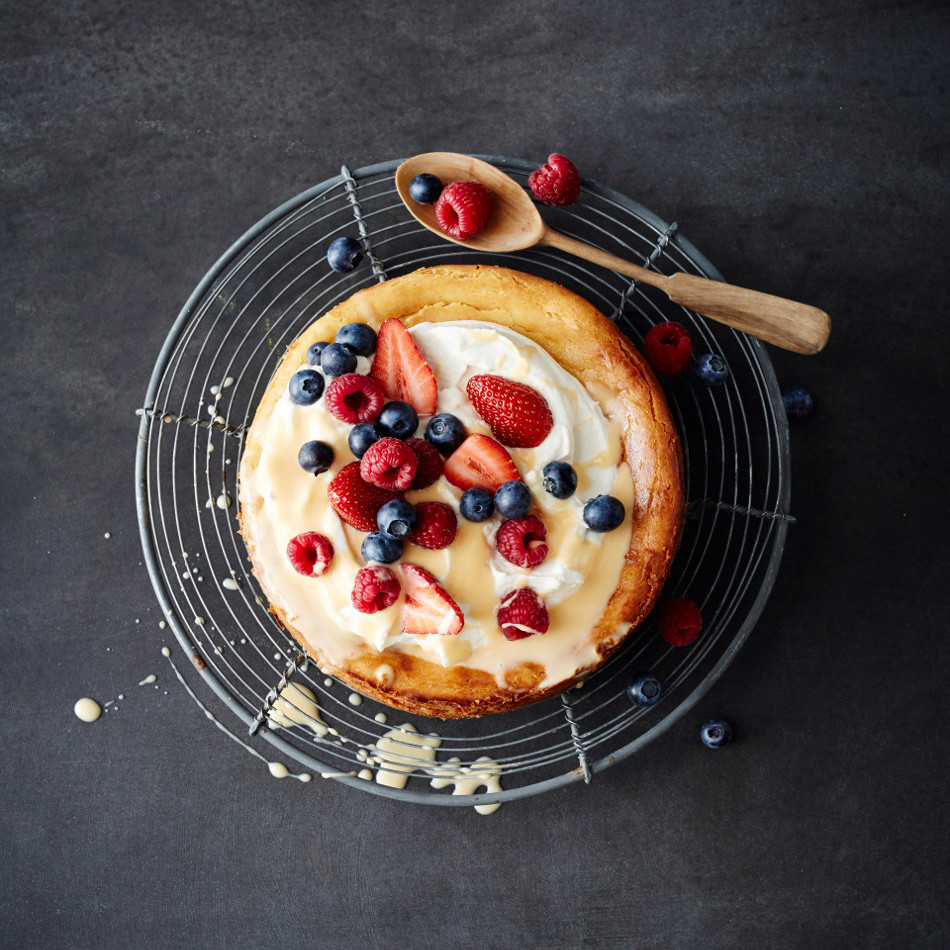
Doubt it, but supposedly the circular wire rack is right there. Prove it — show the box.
[135,155,791,807]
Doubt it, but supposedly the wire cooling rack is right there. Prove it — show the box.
[135,155,791,806]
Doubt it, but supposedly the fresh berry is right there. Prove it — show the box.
[325,373,384,424]
[361,531,403,564]
[541,461,577,499]
[627,673,662,707]
[658,597,703,647]
[328,462,402,532]
[406,437,443,489]
[465,375,553,448]
[643,322,693,377]
[399,563,464,635]
[376,400,419,440]
[528,153,581,207]
[410,501,457,550]
[306,341,329,366]
[297,440,334,475]
[494,480,532,519]
[348,422,380,459]
[286,532,334,577]
[408,173,443,204]
[459,487,494,522]
[782,387,814,419]
[496,516,548,569]
[335,322,377,357]
[692,353,730,387]
[583,494,625,532]
[443,434,520,493]
[351,565,400,613]
[327,236,363,273]
[496,588,550,641]
[288,368,325,405]
[370,318,438,415]
[700,718,733,748]
[424,413,467,456]
[359,436,418,491]
[434,181,493,241]
[376,498,418,539]
[320,342,358,377]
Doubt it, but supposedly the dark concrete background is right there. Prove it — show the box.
[2,1,948,947]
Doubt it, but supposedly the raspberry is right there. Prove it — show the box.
[528,153,581,207]
[434,181,493,241]
[286,532,334,577]
[324,373,384,424]
[496,516,548,569]
[410,501,457,550]
[658,597,703,647]
[643,321,693,377]
[351,565,401,614]
[496,588,550,641]
[406,437,444,490]
[359,436,418,491]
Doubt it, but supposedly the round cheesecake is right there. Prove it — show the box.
[238,264,684,718]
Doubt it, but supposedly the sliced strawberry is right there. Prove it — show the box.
[443,434,520,493]
[465,375,553,448]
[327,462,401,532]
[399,563,464,636]
[370,318,438,415]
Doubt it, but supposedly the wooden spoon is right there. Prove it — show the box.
[395,152,830,355]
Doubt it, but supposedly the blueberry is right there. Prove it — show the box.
[782,387,814,419]
[408,173,444,204]
[348,422,380,459]
[494,480,531,518]
[327,236,363,273]
[425,413,467,456]
[541,461,577,499]
[306,341,329,366]
[627,673,662,707]
[297,440,334,475]
[335,322,377,357]
[361,531,403,564]
[376,499,418,539]
[692,353,730,387]
[288,368,325,405]
[460,487,494,522]
[376,401,418,440]
[583,494,625,532]
[700,718,733,748]
[320,342,358,377]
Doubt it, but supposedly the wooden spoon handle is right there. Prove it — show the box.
[539,228,830,355]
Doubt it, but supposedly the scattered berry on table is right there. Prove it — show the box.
[288,368,325,405]
[434,181,493,241]
[658,597,703,647]
[406,437,443,489]
[348,422,380,459]
[335,322,378,357]
[399,563,464,635]
[297,440,334,475]
[306,341,329,366]
[460,487,495,522]
[360,436,419,491]
[376,400,419,440]
[328,462,402,532]
[465,374,553,448]
[692,353,730,387]
[361,531,404,565]
[782,387,814,419]
[376,498,418,539]
[325,373,384,424]
[700,718,733,748]
[408,173,443,204]
[320,342,358,377]
[410,501,458,550]
[286,532,334,577]
[496,588,550,641]
[528,153,581,207]
[424,412,467,457]
[541,461,577,499]
[643,322,693,377]
[627,673,662,707]
[583,494,625,532]
[351,565,401,613]
[496,516,548,569]
[494,480,532,519]
[371,318,438,415]
[327,236,363,273]
[443,433,520,493]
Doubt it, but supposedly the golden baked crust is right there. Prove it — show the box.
[238,264,684,718]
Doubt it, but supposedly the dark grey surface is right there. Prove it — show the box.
[2,1,948,947]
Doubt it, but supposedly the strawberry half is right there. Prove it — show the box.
[465,375,553,448]
[370,318,438,416]
[327,462,401,532]
[399,563,464,636]
[443,434,520,493]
